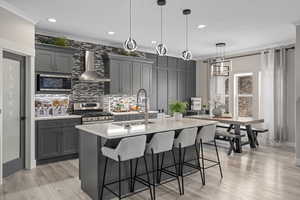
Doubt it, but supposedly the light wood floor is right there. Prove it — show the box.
[1,145,300,200]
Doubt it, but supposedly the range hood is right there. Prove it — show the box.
[79,51,111,82]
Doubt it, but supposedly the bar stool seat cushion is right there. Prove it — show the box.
[146,131,175,154]
[173,127,198,148]
[102,135,146,161]
[196,124,217,143]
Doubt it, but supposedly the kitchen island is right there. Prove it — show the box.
[76,118,217,200]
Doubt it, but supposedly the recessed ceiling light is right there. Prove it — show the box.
[48,18,56,23]
[152,41,157,44]
[197,24,206,29]
[108,31,115,35]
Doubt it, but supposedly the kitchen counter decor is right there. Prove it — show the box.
[169,101,187,120]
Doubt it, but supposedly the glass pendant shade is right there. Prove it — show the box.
[156,43,167,56]
[124,37,137,52]
[182,50,192,60]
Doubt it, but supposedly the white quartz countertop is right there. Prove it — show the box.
[187,115,264,125]
[76,117,217,139]
[35,115,82,121]
[110,111,158,115]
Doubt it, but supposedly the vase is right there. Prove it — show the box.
[174,112,183,120]
[212,107,222,117]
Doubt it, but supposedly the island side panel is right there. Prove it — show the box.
[79,131,101,200]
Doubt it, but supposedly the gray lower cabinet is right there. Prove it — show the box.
[35,44,76,74]
[36,118,81,164]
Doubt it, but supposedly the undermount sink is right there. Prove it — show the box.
[113,121,154,128]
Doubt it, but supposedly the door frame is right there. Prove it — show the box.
[2,52,26,177]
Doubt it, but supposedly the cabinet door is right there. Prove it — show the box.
[55,52,74,74]
[167,57,177,69]
[35,49,56,72]
[120,61,132,95]
[177,70,186,102]
[132,62,142,94]
[62,126,78,155]
[157,68,168,112]
[110,60,121,94]
[151,67,158,110]
[157,56,168,68]
[168,69,177,108]
[37,127,61,159]
[186,71,193,100]
[141,63,152,94]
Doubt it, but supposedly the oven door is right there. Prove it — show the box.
[37,74,72,92]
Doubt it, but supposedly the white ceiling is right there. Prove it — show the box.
[4,0,300,58]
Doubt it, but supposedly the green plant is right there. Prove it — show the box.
[169,101,188,114]
[53,37,69,46]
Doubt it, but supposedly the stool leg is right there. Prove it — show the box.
[179,144,185,194]
[118,156,122,200]
[158,152,165,184]
[132,158,139,192]
[214,140,223,179]
[172,149,182,195]
[100,157,108,200]
[151,150,156,200]
[200,139,206,185]
[129,159,133,192]
[156,153,160,183]
[145,155,154,200]
[194,143,204,185]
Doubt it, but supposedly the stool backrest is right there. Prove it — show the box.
[196,124,216,143]
[174,127,198,148]
[147,131,175,154]
[117,135,146,161]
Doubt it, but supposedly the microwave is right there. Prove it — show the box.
[36,74,72,92]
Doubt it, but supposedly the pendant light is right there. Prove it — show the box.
[155,0,167,56]
[124,0,137,52]
[181,9,192,60]
[210,43,232,76]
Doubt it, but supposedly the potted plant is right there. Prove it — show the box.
[169,101,187,120]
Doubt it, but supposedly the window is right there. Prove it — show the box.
[234,73,253,117]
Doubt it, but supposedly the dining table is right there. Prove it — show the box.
[187,115,265,153]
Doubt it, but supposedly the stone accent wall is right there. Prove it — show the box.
[35,34,146,103]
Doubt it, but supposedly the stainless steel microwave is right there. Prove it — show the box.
[36,74,72,92]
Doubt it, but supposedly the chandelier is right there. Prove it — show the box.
[210,43,231,76]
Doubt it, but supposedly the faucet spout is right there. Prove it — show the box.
[137,88,149,125]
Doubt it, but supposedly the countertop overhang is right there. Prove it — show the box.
[76,118,217,139]
[35,115,82,121]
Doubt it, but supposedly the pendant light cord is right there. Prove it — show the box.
[129,0,132,38]
[160,6,163,43]
[186,15,188,50]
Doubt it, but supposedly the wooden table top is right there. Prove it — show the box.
[187,115,264,126]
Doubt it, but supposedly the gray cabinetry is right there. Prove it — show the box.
[35,44,75,74]
[151,67,158,110]
[132,62,142,94]
[177,70,186,102]
[120,61,132,94]
[36,118,81,164]
[168,69,177,106]
[157,68,168,112]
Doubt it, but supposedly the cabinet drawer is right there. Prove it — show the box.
[62,118,82,126]
[37,120,64,128]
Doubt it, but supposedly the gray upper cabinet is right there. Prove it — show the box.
[168,69,177,107]
[177,70,186,102]
[157,56,168,68]
[167,57,177,69]
[157,68,168,112]
[132,62,142,94]
[105,54,153,96]
[35,44,76,74]
[151,67,158,110]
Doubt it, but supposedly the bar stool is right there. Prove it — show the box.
[196,124,223,185]
[173,127,201,194]
[145,131,182,199]
[100,135,153,200]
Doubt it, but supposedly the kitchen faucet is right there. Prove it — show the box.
[137,88,148,124]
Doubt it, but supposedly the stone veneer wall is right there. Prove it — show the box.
[35,34,146,103]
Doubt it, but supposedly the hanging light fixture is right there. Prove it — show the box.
[181,9,192,60]
[210,43,232,76]
[124,0,137,52]
[155,0,167,56]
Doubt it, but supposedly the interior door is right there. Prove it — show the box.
[2,52,25,177]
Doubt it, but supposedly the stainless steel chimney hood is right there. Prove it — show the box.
[79,51,111,82]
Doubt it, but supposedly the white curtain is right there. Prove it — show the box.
[274,48,288,142]
[209,72,226,109]
[260,49,275,144]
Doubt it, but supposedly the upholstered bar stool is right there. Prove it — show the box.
[196,124,223,185]
[100,135,153,200]
[173,127,200,194]
[145,131,182,199]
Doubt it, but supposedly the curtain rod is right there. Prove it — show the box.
[204,46,295,62]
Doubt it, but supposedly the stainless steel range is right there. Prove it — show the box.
[73,103,114,124]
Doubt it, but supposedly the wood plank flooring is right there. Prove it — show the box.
[1,145,300,200]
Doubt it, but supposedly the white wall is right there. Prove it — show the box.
[295,25,300,166]
[196,60,209,105]
[0,5,35,184]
